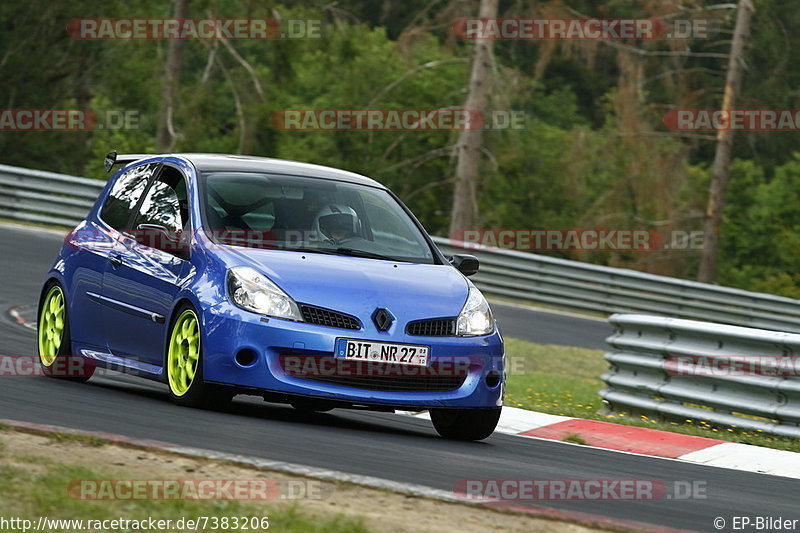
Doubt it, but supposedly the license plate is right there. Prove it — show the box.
[336,339,429,367]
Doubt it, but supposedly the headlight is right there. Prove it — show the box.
[456,287,494,336]
[227,266,303,321]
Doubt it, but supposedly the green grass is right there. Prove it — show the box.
[562,433,588,445]
[504,337,800,453]
[0,422,9,431]
[0,455,370,533]
[45,433,107,447]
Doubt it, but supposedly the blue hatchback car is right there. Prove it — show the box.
[37,153,504,440]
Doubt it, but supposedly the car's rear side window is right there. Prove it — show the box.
[100,163,159,231]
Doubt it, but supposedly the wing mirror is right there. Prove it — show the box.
[449,254,479,276]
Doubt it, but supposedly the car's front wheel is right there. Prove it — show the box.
[430,407,501,441]
[38,283,95,382]
[166,304,232,409]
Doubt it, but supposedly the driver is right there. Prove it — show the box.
[314,204,360,244]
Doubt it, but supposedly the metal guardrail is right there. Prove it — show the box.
[3,162,800,333]
[433,237,800,333]
[0,164,103,228]
[600,314,800,438]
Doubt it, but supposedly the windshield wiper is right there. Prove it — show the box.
[281,245,402,262]
[333,247,402,262]
[281,246,338,255]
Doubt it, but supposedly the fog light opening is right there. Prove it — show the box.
[235,348,258,367]
[485,370,501,388]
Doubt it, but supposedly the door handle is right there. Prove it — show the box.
[109,254,122,267]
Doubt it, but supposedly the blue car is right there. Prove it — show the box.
[37,153,504,440]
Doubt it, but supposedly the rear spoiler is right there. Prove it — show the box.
[104,151,156,173]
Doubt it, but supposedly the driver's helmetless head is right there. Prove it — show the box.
[315,204,359,241]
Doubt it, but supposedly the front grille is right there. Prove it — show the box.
[407,318,457,336]
[304,374,467,392]
[300,304,361,330]
[281,356,468,392]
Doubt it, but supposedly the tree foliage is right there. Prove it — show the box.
[2,0,800,295]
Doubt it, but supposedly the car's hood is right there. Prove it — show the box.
[214,247,470,321]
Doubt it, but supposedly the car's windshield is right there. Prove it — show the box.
[199,171,436,264]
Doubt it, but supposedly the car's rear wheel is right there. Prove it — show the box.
[430,407,501,441]
[38,283,95,382]
[167,304,232,409]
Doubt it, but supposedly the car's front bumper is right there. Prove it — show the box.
[201,302,505,409]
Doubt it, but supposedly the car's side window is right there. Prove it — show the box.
[100,163,159,232]
[133,167,188,234]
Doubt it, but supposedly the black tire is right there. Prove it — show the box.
[37,282,95,382]
[430,407,501,441]
[166,303,233,409]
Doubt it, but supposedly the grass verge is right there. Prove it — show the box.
[0,430,598,533]
[504,337,800,453]
[0,455,369,533]
[45,433,107,447]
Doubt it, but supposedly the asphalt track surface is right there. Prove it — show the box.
[0,224,796,532]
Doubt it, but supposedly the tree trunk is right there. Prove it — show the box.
[449,0,498,237]
[697,0,754,283]
[155,0,189,152]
